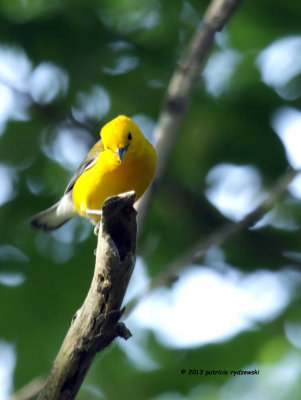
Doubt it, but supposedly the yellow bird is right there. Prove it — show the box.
[30,115,157,231]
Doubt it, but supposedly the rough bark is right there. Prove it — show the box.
[38,192,137,400]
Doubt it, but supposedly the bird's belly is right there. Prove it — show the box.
[72,156,153,221]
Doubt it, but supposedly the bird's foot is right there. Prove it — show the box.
[94,223,100,236]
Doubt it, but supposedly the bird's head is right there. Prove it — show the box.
[100,115,143,163]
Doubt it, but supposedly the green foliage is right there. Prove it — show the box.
[1,0,301,399]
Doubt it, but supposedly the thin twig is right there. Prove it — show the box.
[10,377,45,400]
[137,0,244,234]
[126,168,299,317]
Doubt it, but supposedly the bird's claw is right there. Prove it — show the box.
[94,223,100,236]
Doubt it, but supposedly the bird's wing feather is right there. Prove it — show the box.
[64,139,104,194]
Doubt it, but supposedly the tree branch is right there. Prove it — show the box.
[38,192,137,400]
[10,377,45,400]
[137,0,244,233]
[126,168,299,316]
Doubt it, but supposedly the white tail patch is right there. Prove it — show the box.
[57,193,75,219]
[30,192,76,231]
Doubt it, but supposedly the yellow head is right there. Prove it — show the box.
[100,115,145,163]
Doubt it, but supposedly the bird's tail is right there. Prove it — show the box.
[30,194,76,231]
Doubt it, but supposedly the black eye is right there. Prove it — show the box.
[128,132,132,140]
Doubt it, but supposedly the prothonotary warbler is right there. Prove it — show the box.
[30,115,157,231]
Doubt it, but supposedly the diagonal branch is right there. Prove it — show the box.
[137,0,244,233]
[37,192,137,400]
[126,168,299,317]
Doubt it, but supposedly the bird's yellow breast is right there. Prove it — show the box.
[72,139,156,222]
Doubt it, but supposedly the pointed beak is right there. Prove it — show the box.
[116,146,128,162]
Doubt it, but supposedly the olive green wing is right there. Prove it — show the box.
[64,139,104,194]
